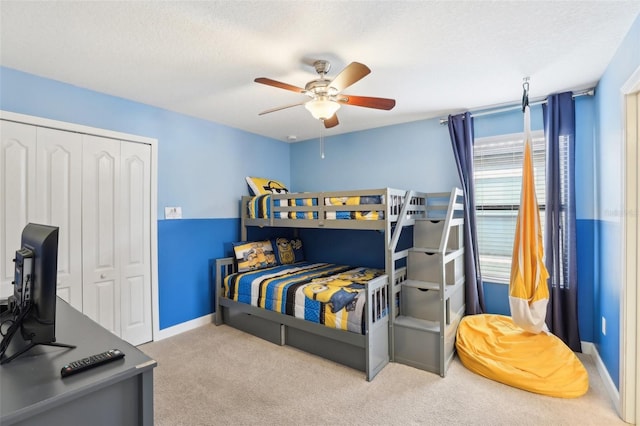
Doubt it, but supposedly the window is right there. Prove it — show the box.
[473,131,546,283]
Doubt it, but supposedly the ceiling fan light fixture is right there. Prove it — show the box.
[305,98,340,120]
[255,60,395,127]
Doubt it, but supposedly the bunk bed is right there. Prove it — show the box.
[214,187,460,380]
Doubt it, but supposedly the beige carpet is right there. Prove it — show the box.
[139,323,623,426]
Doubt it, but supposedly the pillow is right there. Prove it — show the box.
[232,240,278,272]
[271,237,305,265]
[246,176,289,196]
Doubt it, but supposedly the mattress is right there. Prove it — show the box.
[224,262,384,334]
[247,194,384,220]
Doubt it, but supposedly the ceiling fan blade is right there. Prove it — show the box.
[254,77,305,94]
[329,62,371,92]
[323,114,339,128]
[258,102,305,115]
[337,95,396,110]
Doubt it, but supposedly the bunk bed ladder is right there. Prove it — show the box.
[392,187,465,377]
[386,189,428,362]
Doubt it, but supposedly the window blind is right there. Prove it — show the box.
[473,131,546,283]
[557,134,570,289]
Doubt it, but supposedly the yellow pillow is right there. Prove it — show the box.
[232,240,277,272]
[246,176,289,196]
[271,237,304,264]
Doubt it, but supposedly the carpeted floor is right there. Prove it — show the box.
[139,323,623,426]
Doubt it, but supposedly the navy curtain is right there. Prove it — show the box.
[448,112,485,315]
[543,92,581,351]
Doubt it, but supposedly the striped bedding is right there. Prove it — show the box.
[247,194,384,220]
[224,262,384,334]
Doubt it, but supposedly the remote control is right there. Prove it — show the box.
[61,349,125,378]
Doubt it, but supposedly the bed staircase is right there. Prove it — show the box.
[392,188,465,377]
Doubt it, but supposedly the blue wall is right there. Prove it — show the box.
[591,13,640,388]
[158,219,238,328]
[290,118,460,193]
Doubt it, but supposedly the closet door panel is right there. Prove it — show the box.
[35,127,83,310]
[82,135,121,336]
[120,142,152,345]
[0,121,36,298]
[80,277,118,335]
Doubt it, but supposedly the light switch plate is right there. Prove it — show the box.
[164,207,182,219]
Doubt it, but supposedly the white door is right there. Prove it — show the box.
[35,127,83,309]
[82,135,121,337]
[120,141,152,344]
[82,135,152,345]
[0,121,36,298]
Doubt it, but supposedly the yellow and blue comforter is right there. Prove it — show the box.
[224,262,383,334]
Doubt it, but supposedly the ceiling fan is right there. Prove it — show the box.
[254,60,396,129]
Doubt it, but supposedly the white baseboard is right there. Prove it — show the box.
[154,313,214,341]
[581,341,620,415]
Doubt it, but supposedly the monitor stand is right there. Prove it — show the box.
[0,309,76,365]
[1,340,76,365]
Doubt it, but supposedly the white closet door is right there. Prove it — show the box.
[2,114,154,344]
[0,121,36,298]
[120,141,152,345]
[35,127,83,309]
[82,135,121,336]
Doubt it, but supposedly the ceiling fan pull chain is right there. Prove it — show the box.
[320,123,325,159]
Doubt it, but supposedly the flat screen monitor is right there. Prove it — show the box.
[0,223,74,364]
[17,223,59,343]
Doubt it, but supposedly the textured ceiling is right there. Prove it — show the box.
[1,1,639,142]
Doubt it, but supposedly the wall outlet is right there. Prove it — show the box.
[601,316,606,336]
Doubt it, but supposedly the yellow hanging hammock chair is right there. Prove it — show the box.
[455,102,588,399]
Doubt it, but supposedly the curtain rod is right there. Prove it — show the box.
[438,88,595,125]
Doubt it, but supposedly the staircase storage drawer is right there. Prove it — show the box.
[407,251,463,285]
[394,323,440,374]
[400,287,440,321]
[414,220,461,250]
